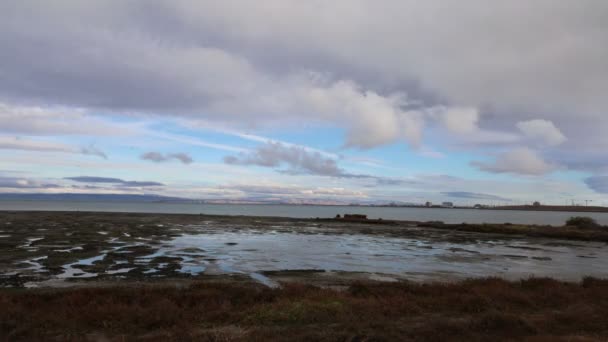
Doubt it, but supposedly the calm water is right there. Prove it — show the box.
[2,200,608,225]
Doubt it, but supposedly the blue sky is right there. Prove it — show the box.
[1,1,607,205]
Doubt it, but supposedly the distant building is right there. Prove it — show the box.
[533,201,541,207]
[425,201,432,207]
[442,202,454,208]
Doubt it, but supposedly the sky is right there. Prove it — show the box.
[1,1,607,205]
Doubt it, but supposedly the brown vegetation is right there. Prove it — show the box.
[422,221,608,242]
[2,278,608,341]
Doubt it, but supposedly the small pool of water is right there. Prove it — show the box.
[152,230,608,282]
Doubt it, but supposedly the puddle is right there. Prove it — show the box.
[17,256,48,273]
[107,268,134,275]
[19,237,44,249]
[54,246,84,253]
[179,264,206,276]
[55,254,107,279]
[158,231,608,282]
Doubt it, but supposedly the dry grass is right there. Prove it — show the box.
[423,222,608,242]
[2,278,608,341]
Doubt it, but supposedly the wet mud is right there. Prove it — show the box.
[1,211,606,288]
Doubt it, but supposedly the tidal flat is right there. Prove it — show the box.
[1,211,607,288]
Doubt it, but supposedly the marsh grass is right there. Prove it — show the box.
[2,277,608,341]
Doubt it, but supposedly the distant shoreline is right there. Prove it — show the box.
[487,205,608,213]
[3,198,608,214]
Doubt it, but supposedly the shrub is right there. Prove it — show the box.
[566,216,600,229]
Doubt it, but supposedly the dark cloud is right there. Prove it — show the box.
[80,145,108,159]
[584,176,608,194]
[141,151,193,164]
[64,176,164,187]
[441,192,511,202]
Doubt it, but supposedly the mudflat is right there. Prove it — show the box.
[1,211,607,288]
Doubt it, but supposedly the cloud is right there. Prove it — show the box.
[430,107,523,147]
[141,151,193,164]
[0,102,131,136]
[224,142,346,177]
[437,107,479,134]
[299,79,425,148]
[1,1,607,173]
[584,176,608,194]
[220,184,366,198]
[64,176,164,187]
[441,191,511,202]
[0,177,60,189]
[3,1,605,117]
[471,148,557,176]
[0,136,107,158]
[81,145,108,159]
[0,136,75,153]
[517,119,566,146]
[223,142,419,189]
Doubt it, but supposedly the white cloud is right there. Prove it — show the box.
[517,119,566,146]
[0,136,107,158]
[298,79,425,148]
[224,142,346,177]
[471,147,557,176]
[0,136,73,153]
[0,176,59,189]
[0,102,132,136]
[221,183,366,198]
